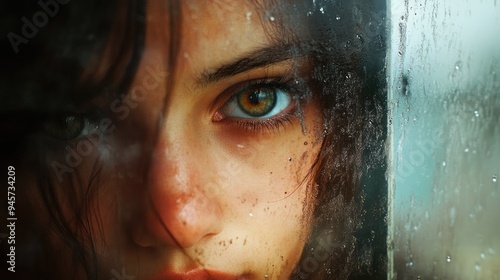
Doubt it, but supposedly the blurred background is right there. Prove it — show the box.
[387,0,500,279]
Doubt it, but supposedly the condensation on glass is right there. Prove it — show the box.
[387,0,500,279]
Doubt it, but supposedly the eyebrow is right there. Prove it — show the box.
[197,43,302,87]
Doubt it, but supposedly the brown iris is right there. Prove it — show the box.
[237,88,277,117]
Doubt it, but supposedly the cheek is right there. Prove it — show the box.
[215,139,320,274]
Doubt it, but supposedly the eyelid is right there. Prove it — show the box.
[41,109,103,143]
[211,76,304,136]
[197,56,301,89]
[220,87,296,120]
[211,75,297,116]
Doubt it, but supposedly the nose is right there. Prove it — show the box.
[131,131,223,249]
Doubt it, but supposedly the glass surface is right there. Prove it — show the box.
[388,0,500,278]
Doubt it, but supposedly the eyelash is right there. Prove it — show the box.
[40,109,103,146]
[231,113,296,133]
[216,77,302,134]
[40,77,305,143]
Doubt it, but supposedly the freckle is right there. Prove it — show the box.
[236,236,239,240]
[270,171,273,175]
[284,192,288,194]
[243,238,247,245]
[230,239,233,244]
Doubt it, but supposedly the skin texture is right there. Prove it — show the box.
[27,0,324,279]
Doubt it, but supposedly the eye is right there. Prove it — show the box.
[42,113,98,141]
[220,82,294,119]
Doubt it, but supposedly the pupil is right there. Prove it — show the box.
[237,88,277,117]
[249,91,261,105]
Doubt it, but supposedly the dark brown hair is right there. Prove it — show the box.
[1,0,386,279]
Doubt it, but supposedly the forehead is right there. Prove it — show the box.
[185,2,268,51]
[145,0,273,71]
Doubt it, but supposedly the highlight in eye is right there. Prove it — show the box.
[42,112,100,141]
[219,78,295,119]
[213,77,302,133]
[237,87,278,117]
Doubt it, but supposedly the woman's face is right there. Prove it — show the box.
[34,0,323,279]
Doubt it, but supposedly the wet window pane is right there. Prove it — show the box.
[388,0,500,278]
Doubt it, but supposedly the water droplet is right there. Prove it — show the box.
[288,157,292,161]
[464,147,470,153]
[493,175,497,183]
[319,7,325,14]
[326,268,332,275]
[249,212,254,217]
[304,141,308,145]
[246,11,252,21]
[264,274,269,279]
[446,255,452,263]
[442,161,447,167]
[480,253,486,259]
[336,16,340,20]
[474,110,480,117]
[269,16,275,21]
[474,264,481,271]
[450,207,456,226]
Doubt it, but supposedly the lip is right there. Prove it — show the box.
[155,268,249,280]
